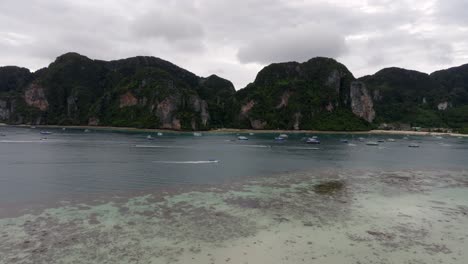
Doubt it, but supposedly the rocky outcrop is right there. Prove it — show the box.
[241,100,255,116]
[67,95,78,117]
[250,119,267,129]
[119,92,138,108]
[437,101,449,111]
[88,117,100,126]
[293,112,302,130]
[0,99,10,120]
[276,91,290,109]
[190,96,210,127]
[350,82,375,123]
[156,97,179,129]
[24,84,48,111]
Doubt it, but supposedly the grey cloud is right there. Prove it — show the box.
[237,24,347,64]
[0,0,466,89]
[435,0,468,26]
[132,10,204,42]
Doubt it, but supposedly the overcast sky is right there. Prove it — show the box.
[1,0,467,89]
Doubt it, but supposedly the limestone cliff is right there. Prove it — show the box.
[350,82,375,123]
[24,84,48,111]
[1,53,468,131]
[235,57,371,130]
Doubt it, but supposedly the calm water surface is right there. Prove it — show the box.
[1,126,467,205]
[2,126,468,264]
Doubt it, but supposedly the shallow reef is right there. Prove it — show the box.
[1,169,468,264]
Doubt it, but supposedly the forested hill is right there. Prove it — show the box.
[1,53,467,132]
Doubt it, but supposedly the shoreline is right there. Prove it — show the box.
[5,124,468,137]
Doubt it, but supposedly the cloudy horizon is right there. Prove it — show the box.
[1,0,467,89]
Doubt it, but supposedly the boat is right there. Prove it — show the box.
[157,132,163,136]
[84,129,90,133]
[377,139,385,143]
[147,135,154,140]
[279,134,288,139]
[249,133,255,136]
[62,127,66,131]
[30,126,36,129]
[193,132,202,137]
[306,138,320,144]
[435,136,443,139]
[340,139,349,143]
[366,141,379,146]
[237,136,249,140]
[358,137,365,142]
[274,136,286,142]
[387,138,396,142]
[403,137,409,140]
[40,131,52,135]
[408,143,420,148]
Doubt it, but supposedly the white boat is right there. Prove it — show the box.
[237,136,249,140]
[84,129,90,133]
[30,126,36,129]
[157,132,163,136]
[147,135,154,140]
[193,132,202,137]
[366,141,379,146]
[40,131,52,135]
[387,138,396,142]
[62,127,66,131]
[278,134,288,139]
[249,133,255,136]
[435,136,443,139]
[306,138,320,144]
[408,143,420,148]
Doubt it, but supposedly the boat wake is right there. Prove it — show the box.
[284,147,320,150]
[235,144,270,148]
[0,140,46,143]
[135,145,187,149]
[152,160,219,164]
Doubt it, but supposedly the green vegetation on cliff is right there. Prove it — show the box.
[236,58,372,130]
[1,53,468,132]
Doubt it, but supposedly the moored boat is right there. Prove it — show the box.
[366,141,379,146]
[306,137,320,144]
[237,136,249,140]
[408,143,420,148]
[40,131,52,135]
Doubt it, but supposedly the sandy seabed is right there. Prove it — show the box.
[1,168,468,264]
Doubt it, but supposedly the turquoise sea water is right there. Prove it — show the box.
[1,126,467,263]
[1,126,467,205]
